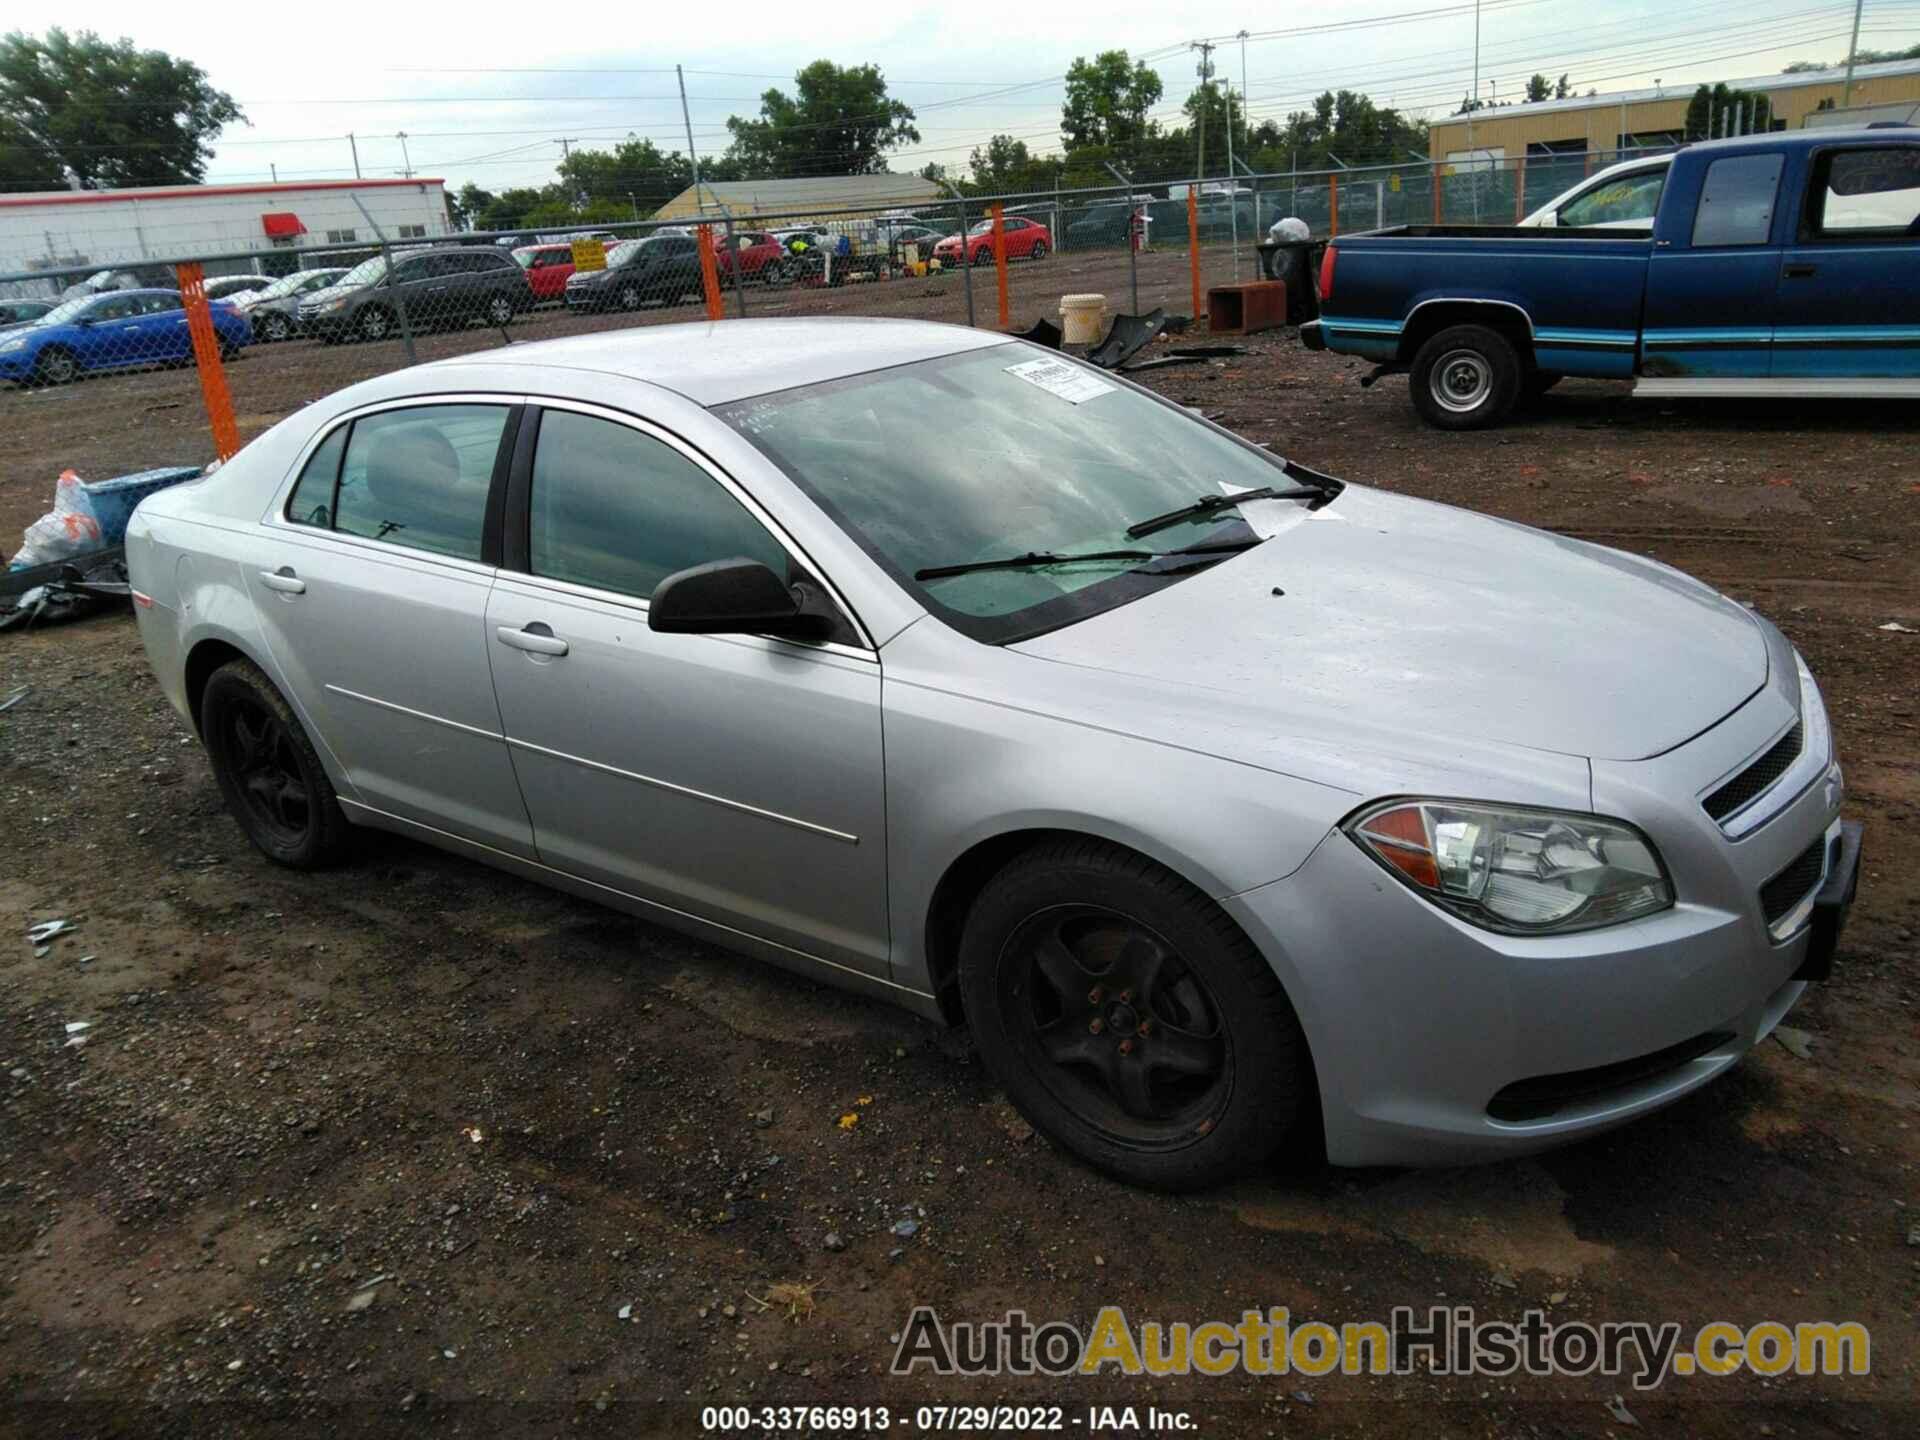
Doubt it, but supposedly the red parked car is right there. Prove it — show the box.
[932,215,1052,267]
[512,244,581,304]
[714,231,789,285]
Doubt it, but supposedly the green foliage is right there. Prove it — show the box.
[724,61,918,177]
[1685,83,1772,140]
[1244,90,1429,174]
[1060,51,1164,158]
[0,27,243,189]
[1785,43,1920,71]
[967,135,1063,194]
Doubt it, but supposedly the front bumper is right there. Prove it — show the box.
[299,310,353,337]
[1298,319,1327,351]
[1224,709,1851,1166]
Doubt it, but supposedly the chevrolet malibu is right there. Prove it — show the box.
[125,319,1860,1189]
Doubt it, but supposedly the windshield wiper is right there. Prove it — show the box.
[1124,485,1325,539]
[914,540,1257,582]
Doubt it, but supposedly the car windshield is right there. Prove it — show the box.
[719,345,1304,643]
[608,239,646,265]
[335,255,388,288]
[512,248,538,268]
[37,295,98,326]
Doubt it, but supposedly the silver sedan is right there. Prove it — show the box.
[126,318,1860,1189]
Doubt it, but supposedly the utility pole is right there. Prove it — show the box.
[677,65,706,213]
[348,133,362,180]
[396,132,413,179]
[1842,0,1864,106]
[1192,41,1216,186]
[1468,0,1483,221]
[270,163,278,183]
[1224,67,1239,277]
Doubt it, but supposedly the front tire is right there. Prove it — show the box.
[958,839,1311,1190]
[1028,240,1048,262]
[32,346,78,386]
[260,312,293,342]
[484,295,515,328]
[202,659,351,869]
[356,306,393,343]
[1408,323,1522,430]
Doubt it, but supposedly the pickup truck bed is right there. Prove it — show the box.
[1301,128,1920,428]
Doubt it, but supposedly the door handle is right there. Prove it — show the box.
[259,567,306,595]
[1783,263,1817,278]
[495,624,569,657]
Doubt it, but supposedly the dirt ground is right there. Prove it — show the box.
[2,250,1918,1438]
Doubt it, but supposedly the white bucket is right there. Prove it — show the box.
[1059,293,1108,346]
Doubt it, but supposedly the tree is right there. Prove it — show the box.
[1060,51,1164,157]
[1246,90,1427,174]
[1556,74,1573,99]
[1525,74,1552,103]
[1182,82,1244,177]
[1685,83,1772,140]
[967,135,1061,193]
[0,28,243,189]
[1786,43,1920,71]
[724,61,917,177]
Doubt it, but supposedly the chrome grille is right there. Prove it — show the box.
[1704,723,1802,823]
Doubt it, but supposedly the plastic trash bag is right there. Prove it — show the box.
[1269,217,1312,242]
[10,471,103,570]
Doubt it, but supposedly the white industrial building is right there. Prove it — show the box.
[0,177,452,288]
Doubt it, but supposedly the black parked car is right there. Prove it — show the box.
[564,235,705,312]
[298,247,533,343]
[235,267,348,342]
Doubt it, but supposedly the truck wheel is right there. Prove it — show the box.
[1409,324,1521,430]
[957,838,1313,1191]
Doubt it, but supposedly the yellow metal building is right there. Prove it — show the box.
[652,174,946,224]
[1429,57,1920,164]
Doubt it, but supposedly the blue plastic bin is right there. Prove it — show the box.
[80,467,205,546]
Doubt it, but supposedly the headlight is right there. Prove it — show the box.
[1346,799,1673,934]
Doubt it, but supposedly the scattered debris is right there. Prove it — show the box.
[1489,1267,1518,1290]
[753,1106,775,1129]
[890,1218,920,1239]
[344,1276,391,1313]
[837,1112,860,1131]
[463,1126,485,1144]
[28,920,77,944]
[1010,317,1062,349]
[823,1232,846,1253]
[0,687,26,713]
[1773,1025,1816,1060]
[1604,1394,1639,1427]
[63,1021,91,1035]
[617,1303,633,1321]
[749,1282,820,1324]
[1880,621,1916,634]
[1085,308,1169,369]
[1,551,133,635]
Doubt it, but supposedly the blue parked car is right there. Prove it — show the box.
[0,288,252,387]
[1302,127,1920,428]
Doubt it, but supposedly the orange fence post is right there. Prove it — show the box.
[1432,162,1444,224]
[1186,189,1202,319]
[991,201,1009,330]
[1328,174,1340,238]
[175,263,241,462]
[696,225,725,322]
[1514,156,1527,222]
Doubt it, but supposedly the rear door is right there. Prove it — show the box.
[1772,139,1920,380]
[1641,149,1787,379]
[250,399,537,856]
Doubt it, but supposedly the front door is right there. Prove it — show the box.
[484,401,890,976]
[1773,139,1920,380]
[249,399,536,856]
[1641,149,1787,379]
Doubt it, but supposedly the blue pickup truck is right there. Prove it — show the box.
[1301,127,1920,428]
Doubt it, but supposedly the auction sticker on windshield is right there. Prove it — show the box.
[1005,357,1115,405]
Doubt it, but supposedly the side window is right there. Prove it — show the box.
[1559,169,1666,227]
[333,405,509,560]
[390,257,431,285]
[92,296,138,321]
[286,426,348,528]
[143,293,182,314]
[529,409,789,601]
[1692,153,1784,247]
[1813,146,1920,236]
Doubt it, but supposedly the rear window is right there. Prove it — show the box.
[1811,146,1920,236]
[1692,153,1784,247]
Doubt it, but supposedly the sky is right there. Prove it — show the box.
[17,0,1920,194]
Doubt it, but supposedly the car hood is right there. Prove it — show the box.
[1010,484,1767,764]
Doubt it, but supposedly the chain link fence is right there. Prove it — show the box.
[1,147,1677,547]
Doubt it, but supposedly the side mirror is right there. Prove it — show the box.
[649,558,832,642]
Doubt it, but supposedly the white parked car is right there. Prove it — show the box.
[1520,155,1672,229]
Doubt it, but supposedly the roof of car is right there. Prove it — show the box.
[434,317,1013,406]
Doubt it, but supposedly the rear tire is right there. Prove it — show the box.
[958,839,1312,1191]
[1028,240,1048,262]
[201,659,351,869]
[1408,323,1522,430]
[485,295,515,328]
